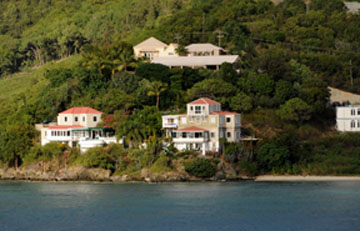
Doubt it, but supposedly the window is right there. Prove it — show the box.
[168,52,174,55]
[67,131,70,136]
[144,52,154,57]
[220,132,224,138]
[75,116,78,122]
[211,132,215,138]
[227,132,231,138]
[195,132,203,138]
[236,132,240,139]
[82,116,86,122]
[351,120,356,128]
[358,120,360,128]
[358,109,360,115]
[351,109,356,115]
[181,117,187,124]
[64,117,68,122]
[182,132,187,138]
[190,106,193,111]
[171,132,177,138]
[93,116,97,122]
[195,106,201,114]
[226,117,231,123]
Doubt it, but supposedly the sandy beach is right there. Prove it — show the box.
[255,175,360,181]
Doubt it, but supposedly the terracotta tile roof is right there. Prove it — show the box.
[188,97,220,105]
[175,126,208,132]
[210,111,240,115]
[59,107,103,114]
[46,125,85,130]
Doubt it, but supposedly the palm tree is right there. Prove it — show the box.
[175,45,188,56]
[147,81,168,109]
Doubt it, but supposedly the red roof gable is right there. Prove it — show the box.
[188,97,220,105]
[46,125,85,130]
[210,111,240,115]
[175,126,208,132]
[59,107,103,114]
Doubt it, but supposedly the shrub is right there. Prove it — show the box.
[151,154,171,173]
[239,160,258,176]
[184,158,216,178]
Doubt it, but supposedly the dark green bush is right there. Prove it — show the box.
[239,160,258,176]
[184,158,216,178]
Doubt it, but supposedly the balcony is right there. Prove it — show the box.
[173,137,208,143]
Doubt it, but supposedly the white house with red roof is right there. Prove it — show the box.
[37,107,118,152]
[162,98,241,155]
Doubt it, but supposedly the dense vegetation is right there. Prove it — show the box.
[0,0,360,176]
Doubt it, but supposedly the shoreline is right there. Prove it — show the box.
[255,175,360,182]
[2,175,360,183]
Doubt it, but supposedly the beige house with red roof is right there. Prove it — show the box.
[162,98,241,155]
[37,107,118,152]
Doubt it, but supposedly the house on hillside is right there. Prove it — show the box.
[162,98,241,155]
[336,105,360,132]
[133,37,178,59]
[185,43,226,56]
[36,107,119,153]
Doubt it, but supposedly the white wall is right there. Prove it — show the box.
[336,106,360,132]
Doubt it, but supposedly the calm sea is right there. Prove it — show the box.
[0,181,359,231]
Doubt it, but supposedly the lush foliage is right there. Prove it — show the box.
[0,0,359,176]
[184,158,216,178]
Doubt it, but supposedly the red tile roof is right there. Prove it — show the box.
[188,97,220,105]
[175,126,208,132]
[46,125,85,130]
[59,107,103,114]
[210,111,240,115]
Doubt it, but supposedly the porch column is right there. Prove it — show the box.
[202,143,206,156]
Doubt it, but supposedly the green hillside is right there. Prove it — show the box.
[1,0,360,176]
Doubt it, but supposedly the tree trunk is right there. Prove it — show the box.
[156,93,160,109]
[14,155,19,170]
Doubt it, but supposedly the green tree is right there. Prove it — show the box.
[0,124,35,168]
[230,92,253,113]
[147,81,168,109]
[277,97,311,122]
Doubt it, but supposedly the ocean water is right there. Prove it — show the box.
[0,181,360,231]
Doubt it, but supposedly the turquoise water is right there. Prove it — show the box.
[0,182,360,231]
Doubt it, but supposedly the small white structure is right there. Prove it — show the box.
[36,107,120,152]
[152,55,239,70]
[162,98,241,155]
[133,37,178,59]
[336,106,360,132]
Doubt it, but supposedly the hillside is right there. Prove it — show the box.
[0,0,360,178]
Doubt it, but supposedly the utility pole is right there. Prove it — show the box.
[350,59,354,87]
[216,30,224,47]
[202,12,206,42]
[174,33,182,44]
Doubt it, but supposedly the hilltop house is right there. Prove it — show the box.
[336,105,360,132]
[36,107,119,153]
[162,98,241,155]
[133,37,178,59]
[134,37,238,70]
